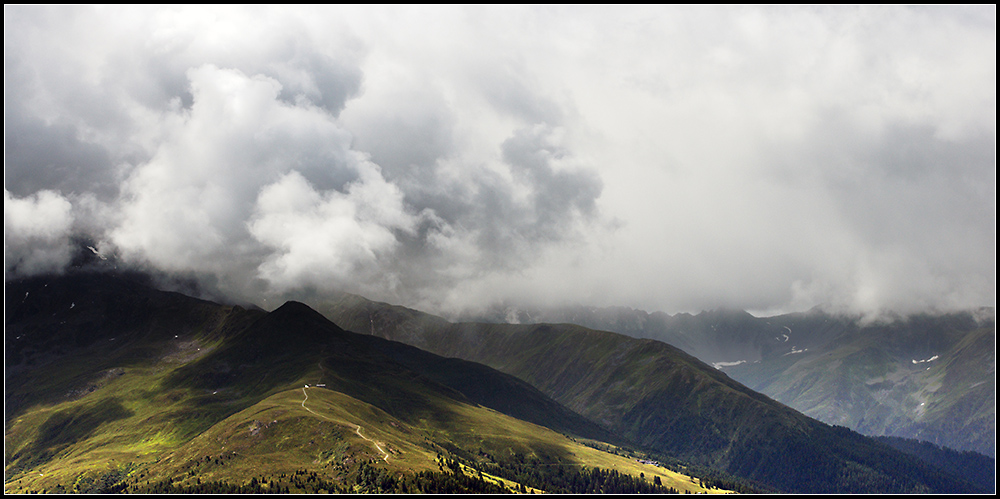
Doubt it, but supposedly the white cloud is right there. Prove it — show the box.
[4,190,75,275]
[109,64,358,273]
[248,167,416,296]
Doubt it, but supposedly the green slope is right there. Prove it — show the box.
[466,302,996,458]
[873,435,995,492]
[5,272,722,494]
[320,293,989,493]
[725,312,996,457]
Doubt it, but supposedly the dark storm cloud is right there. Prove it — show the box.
[3,18,119,201]
[4,108,117,200]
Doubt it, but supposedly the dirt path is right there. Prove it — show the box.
[301,386,390,462]
[354,425,390,461]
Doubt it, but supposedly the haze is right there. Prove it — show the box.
[4,5,995,318]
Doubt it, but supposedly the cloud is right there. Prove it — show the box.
[3,107,118,201]
[4,190,75,276]
[102,62,410,301]
[249,167,416,296]
[3,6,995,317]
[110,65,353,272]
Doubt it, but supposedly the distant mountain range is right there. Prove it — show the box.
[4,263,994,493]
[458,303,996,458]
[318,292,993,493]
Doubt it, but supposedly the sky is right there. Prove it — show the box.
[4,5,996,319]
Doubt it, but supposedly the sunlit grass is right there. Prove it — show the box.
[5,286,733,495]
[6,356,732,494]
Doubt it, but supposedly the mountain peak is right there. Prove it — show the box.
[271,300,318,316]
[265,300,340,329]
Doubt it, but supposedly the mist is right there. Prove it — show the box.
[4,5,995,319]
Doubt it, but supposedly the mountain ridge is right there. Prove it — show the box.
[7,270,726,494]
[458,300,996,456]
[317,291,991,493]
[5,269,992,493]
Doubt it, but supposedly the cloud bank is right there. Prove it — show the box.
[4,5,995,318]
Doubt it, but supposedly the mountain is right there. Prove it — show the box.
[319,293,991,493]
[872,435,995,492]
[461,304,812,365]
[727,311,996,458]
[461,303,996,457]
[5,271,724,494]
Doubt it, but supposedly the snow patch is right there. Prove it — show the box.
[912,355,939,364]
[87,245,108,260]
[712,360,747,369]
[783,346,807,356]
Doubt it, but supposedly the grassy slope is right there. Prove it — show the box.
[5,272,724,494]
[916,327,996,455]
[726,318,995,457]
[5,347,722,494]
[873,435,995,493]
[469,302,995,459]
[320,293,987,493]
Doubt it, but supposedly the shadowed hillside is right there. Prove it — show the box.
[320,292,991,493]
[5,271,723,494]
[464,303,996,457]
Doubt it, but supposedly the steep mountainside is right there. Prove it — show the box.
[873,435,995,492]
[464,303,996,457]
[320,293,989,493]
[5,271,721,494]
[727,313,995,457]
